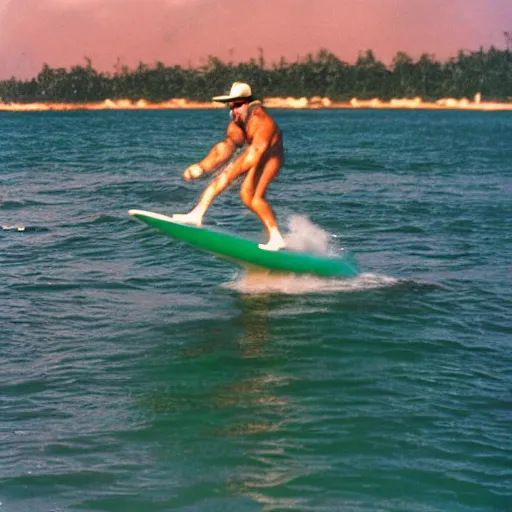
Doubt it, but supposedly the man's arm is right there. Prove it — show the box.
[183,122,245,181]
[223,115,274,176]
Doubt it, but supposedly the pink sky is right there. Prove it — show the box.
[0,0,510,79]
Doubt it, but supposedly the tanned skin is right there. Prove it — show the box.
[172,100,285,251]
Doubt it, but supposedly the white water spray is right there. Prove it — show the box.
[225,215,399,295]
[283,215,332,255]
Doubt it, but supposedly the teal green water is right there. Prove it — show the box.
[1,109,511,512]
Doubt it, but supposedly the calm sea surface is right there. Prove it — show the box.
[1,109,511,512]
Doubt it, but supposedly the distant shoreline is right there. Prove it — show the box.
[1,95,511,112]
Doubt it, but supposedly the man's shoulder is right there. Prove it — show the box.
[252,103,275,123]
[253,107,279,136]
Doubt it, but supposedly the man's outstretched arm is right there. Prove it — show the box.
[183,122,245,181]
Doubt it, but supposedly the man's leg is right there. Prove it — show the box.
[241,154,285,251]
[172,163,246,225]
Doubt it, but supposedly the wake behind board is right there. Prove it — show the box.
[129,210,359,278]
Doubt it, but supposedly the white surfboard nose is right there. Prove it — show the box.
[129,209,146,216]
[128,209,174,222]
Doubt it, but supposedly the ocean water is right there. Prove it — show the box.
[1,108,511,512]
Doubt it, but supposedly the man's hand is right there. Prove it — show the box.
[183,163,204,182]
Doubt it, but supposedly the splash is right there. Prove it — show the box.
[283,215,332,256]
[2,224,25,231]
[225,271,399,295]
[223,214,398,295]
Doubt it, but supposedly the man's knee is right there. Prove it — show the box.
[250,195,266,211]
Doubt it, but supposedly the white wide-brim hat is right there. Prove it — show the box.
[212,82,252,102]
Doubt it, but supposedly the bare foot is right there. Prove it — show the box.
[171,211,203,226]
[258,234,286,251]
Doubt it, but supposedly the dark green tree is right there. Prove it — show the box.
[2,45,511,104]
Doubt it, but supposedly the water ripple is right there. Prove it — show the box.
[1,109,510,511]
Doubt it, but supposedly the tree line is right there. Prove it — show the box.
[1,45,511,104]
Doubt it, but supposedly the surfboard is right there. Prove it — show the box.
[129,209,359,278]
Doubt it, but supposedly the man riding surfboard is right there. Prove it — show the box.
[171,82,286,251]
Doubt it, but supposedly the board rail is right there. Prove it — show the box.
[129,209,359,278]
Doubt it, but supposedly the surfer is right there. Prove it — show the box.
[172,82,286,251]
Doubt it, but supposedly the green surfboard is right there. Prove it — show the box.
[129,210,359,278]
